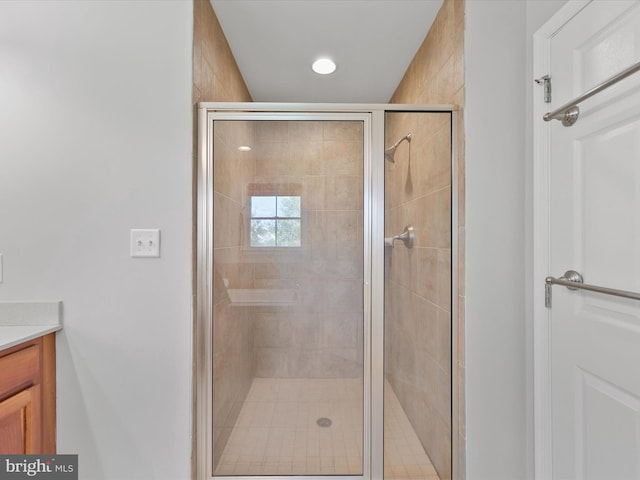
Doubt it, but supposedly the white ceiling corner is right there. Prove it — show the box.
[209,0,444,103]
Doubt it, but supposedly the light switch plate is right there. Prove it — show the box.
[130,229,160,258]
[0,254,3,283]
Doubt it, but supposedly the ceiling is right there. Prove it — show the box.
[209,0,444,103]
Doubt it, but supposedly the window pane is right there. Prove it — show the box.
[251,196,276,217]
[251,219,276,247]
[276,219,301,247]
[277,196,301,218]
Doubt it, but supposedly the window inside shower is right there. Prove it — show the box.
[249,195,301,247]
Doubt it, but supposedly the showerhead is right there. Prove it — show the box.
[384,132,412,162]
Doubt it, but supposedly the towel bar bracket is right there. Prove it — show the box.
[543,61,640,127]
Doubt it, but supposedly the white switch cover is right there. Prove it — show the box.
[0,254,3,283]
[130,229,160,258]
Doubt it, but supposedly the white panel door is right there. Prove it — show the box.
[548,1,640,479]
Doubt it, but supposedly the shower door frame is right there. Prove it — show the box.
[195,103,461,480]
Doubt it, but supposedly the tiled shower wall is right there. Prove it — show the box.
[387,0,465,479]
[192,0,254,468]
[384,112,452,479]
[209,118,365,465]
[250,121,364,379]
[212,120,257,467]
[192,0,252,104]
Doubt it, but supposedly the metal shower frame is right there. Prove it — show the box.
[194,103,461,480]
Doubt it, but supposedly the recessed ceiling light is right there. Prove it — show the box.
[238,145,252,152]
[312,58,336,75]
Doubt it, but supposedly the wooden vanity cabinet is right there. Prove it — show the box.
[0,334,56,454]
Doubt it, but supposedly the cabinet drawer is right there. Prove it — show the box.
[0,346,40,399]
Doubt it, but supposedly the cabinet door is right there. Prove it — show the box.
[0,385,41,454]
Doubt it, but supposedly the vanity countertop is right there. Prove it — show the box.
[0,302,62,351]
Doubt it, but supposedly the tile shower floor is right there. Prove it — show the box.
[215,378,439,479]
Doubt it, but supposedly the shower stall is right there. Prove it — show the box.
[195,104,459,480]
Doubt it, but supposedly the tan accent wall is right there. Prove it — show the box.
[384,111,453,479]
[193,0,252,104]
[249,120,364,379]
[390,0,464,107]
[211,120,256,470]
[386,0,464,479]
[192,0,253,470]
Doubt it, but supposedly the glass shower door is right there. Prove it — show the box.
[210,117,367,477]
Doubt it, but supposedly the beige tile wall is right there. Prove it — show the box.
[210,119,365,472]
[192,0,254,469]
[192,0,252,104]
[384,111,452,480]
[211,120,257,469]
[249,121,365,379]
[390,0,464,107]
[386,0,465,479]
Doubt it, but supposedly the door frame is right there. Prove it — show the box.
[194,103,461,480]
[532,2,591,478]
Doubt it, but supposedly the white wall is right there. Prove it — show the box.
[464,1,564,479]
[0,2,193,479]
[465,1,527,477]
